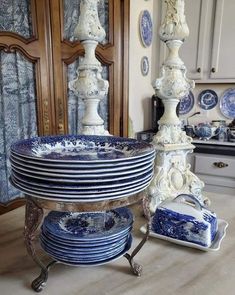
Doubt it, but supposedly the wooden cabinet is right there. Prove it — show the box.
[0,0,130,213]
[159,0,235,83]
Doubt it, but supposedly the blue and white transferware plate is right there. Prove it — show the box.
[179,91,195,115]
[220,88,235,119]
[10,152,155,172]
[43,208,133,241]
[141,56,149,76]
[10,158,154,178]
[12,169,152,190]
[10,176,152,201]
[139,10,153,47]
[11,149,155,167]
[198,89,218,110]
[40,236,127,259]
[41,243,126,263]
[40,231,128,251]
[11,164,153,182]
[40,235,132,267]
[10,135,154,163]
[42,225,132,245]
[11,173,152,196]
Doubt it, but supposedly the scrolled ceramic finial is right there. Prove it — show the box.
[159,0,189,42]
[75,0,106,42]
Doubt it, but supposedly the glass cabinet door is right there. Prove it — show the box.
[50,0,129,137]
[0,0,55,208]
[63,0,109,135]
[0,0,38,204]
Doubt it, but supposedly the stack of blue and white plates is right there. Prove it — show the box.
[10,135,155,202]
[40,207,133,265]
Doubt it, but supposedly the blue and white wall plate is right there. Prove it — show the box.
[139,10,153,47]
[198,89,218,110]
[220,88,235,119]
[141,56,149,76]
[179,91,195,115]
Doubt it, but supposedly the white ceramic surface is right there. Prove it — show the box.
[140,219,228,251]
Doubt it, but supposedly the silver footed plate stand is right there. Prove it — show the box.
[23,0,152,292]
[24,195,151,292]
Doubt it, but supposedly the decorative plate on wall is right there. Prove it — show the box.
[141,56,149,76]
[198,89,218,110]
[179,91,195,115]
[139,10,153,47]
[220,88,235,119]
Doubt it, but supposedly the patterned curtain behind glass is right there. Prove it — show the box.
[63,0,109,134]
[0,0,37,204]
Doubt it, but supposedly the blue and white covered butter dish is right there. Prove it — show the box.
[151,194,218,248]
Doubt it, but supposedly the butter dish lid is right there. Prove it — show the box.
[156,194,216,222]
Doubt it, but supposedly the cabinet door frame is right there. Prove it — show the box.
[0,0,56,214]
[210,0,235,81]
[49,0,130,137]
[0,0,56,135]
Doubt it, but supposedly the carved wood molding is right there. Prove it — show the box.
[0,199,25,215]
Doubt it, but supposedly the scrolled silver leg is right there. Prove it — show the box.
[124,195,151,276]
[24,197,57,292]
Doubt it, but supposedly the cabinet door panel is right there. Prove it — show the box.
[210,0,235,80]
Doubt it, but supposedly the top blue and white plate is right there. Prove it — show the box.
[220,88,235,119]
[43,208,133,241]
[11,135,154,163]
[198,89,218,110]
[139,10,153,47]
[179,91,194,115]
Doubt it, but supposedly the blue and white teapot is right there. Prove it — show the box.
[193,123,221,140]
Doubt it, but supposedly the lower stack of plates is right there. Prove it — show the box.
[40,207,133,266]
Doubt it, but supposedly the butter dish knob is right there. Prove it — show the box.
[174,194,203,211]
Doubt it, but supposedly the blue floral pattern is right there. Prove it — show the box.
[0,0,32,38]
[0,52,37,204]
[0,0,37,204]
[63,0,109,44]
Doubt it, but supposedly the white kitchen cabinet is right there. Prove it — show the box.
[159,0,235,83]
[188,152,235,195]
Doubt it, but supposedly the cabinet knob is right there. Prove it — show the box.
[211,67,216,73]
[197,67,201,73]
[213,162,228,168]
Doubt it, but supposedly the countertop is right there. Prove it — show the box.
[192,139,235,156]
[0,191,234,295]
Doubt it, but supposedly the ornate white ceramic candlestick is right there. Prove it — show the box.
[69,0,109,135]
[147,0,206,213]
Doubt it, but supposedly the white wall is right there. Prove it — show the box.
[180,84,234,126]
[129,0,235,136]
[128,0,156,136]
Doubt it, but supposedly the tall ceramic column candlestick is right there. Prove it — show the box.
[69,0,109,135]
[147,0,206,213]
